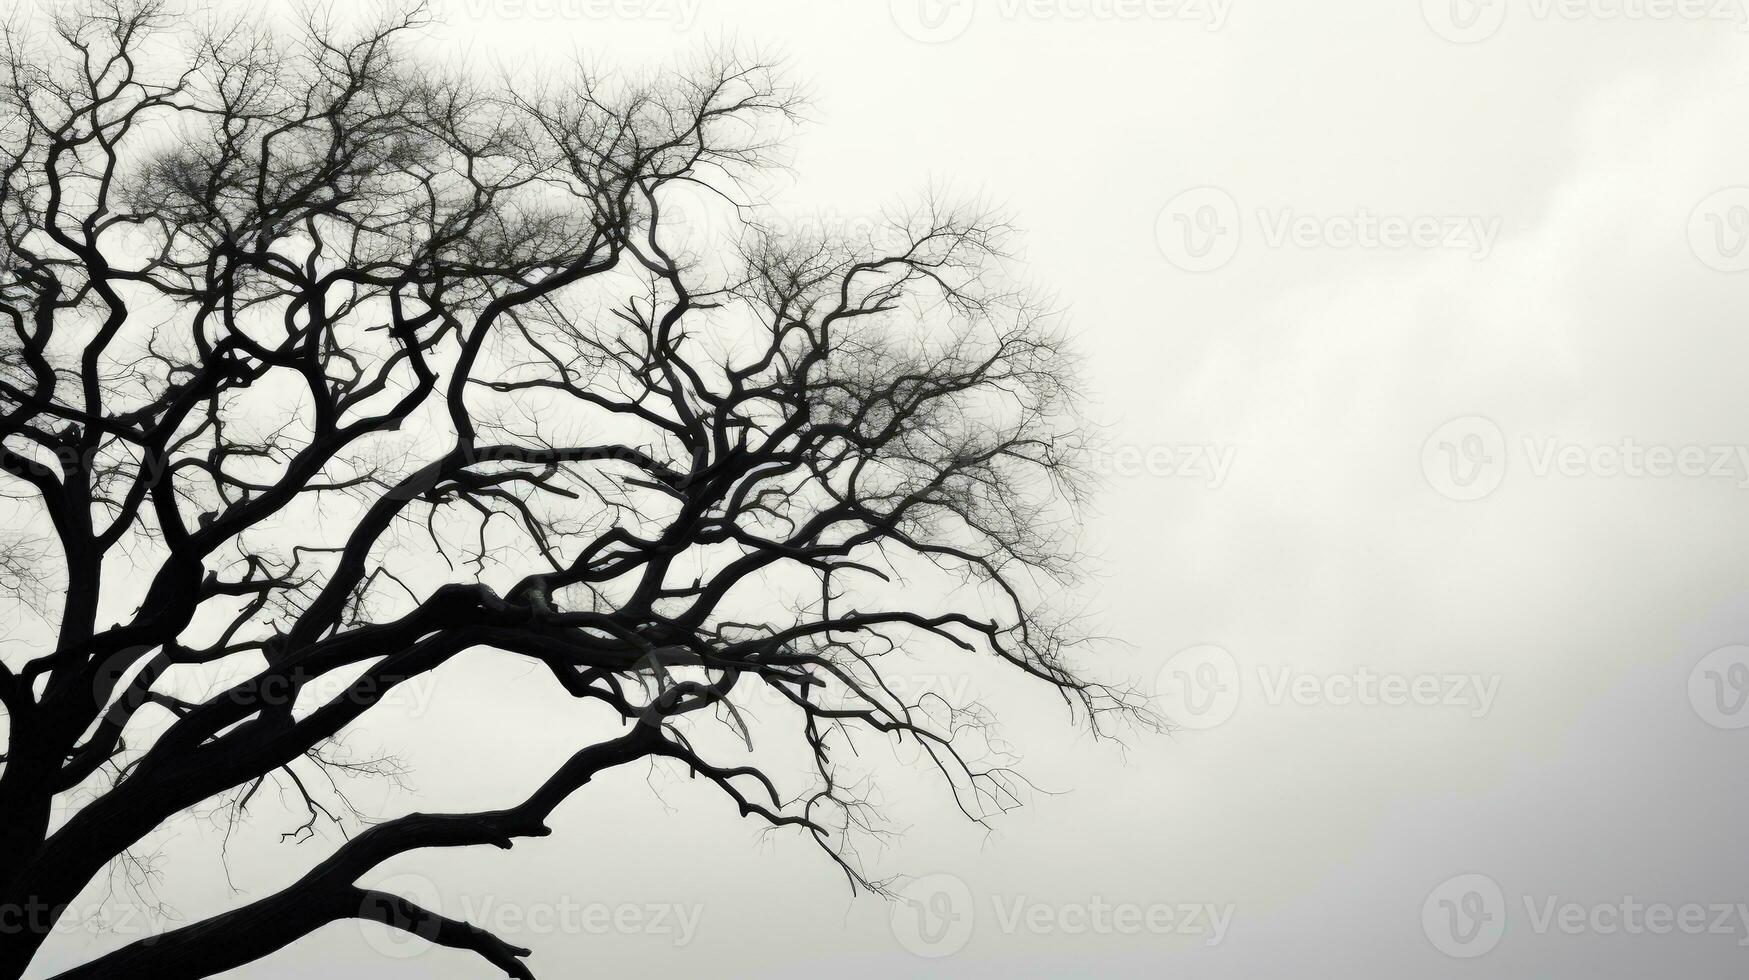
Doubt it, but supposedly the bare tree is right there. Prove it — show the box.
[0,3,1147,976]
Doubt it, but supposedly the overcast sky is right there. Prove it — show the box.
[20,0,1749,976]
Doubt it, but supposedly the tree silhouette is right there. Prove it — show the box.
[0,3,1146,976]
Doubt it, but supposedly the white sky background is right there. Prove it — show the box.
[18,0,1749,976]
